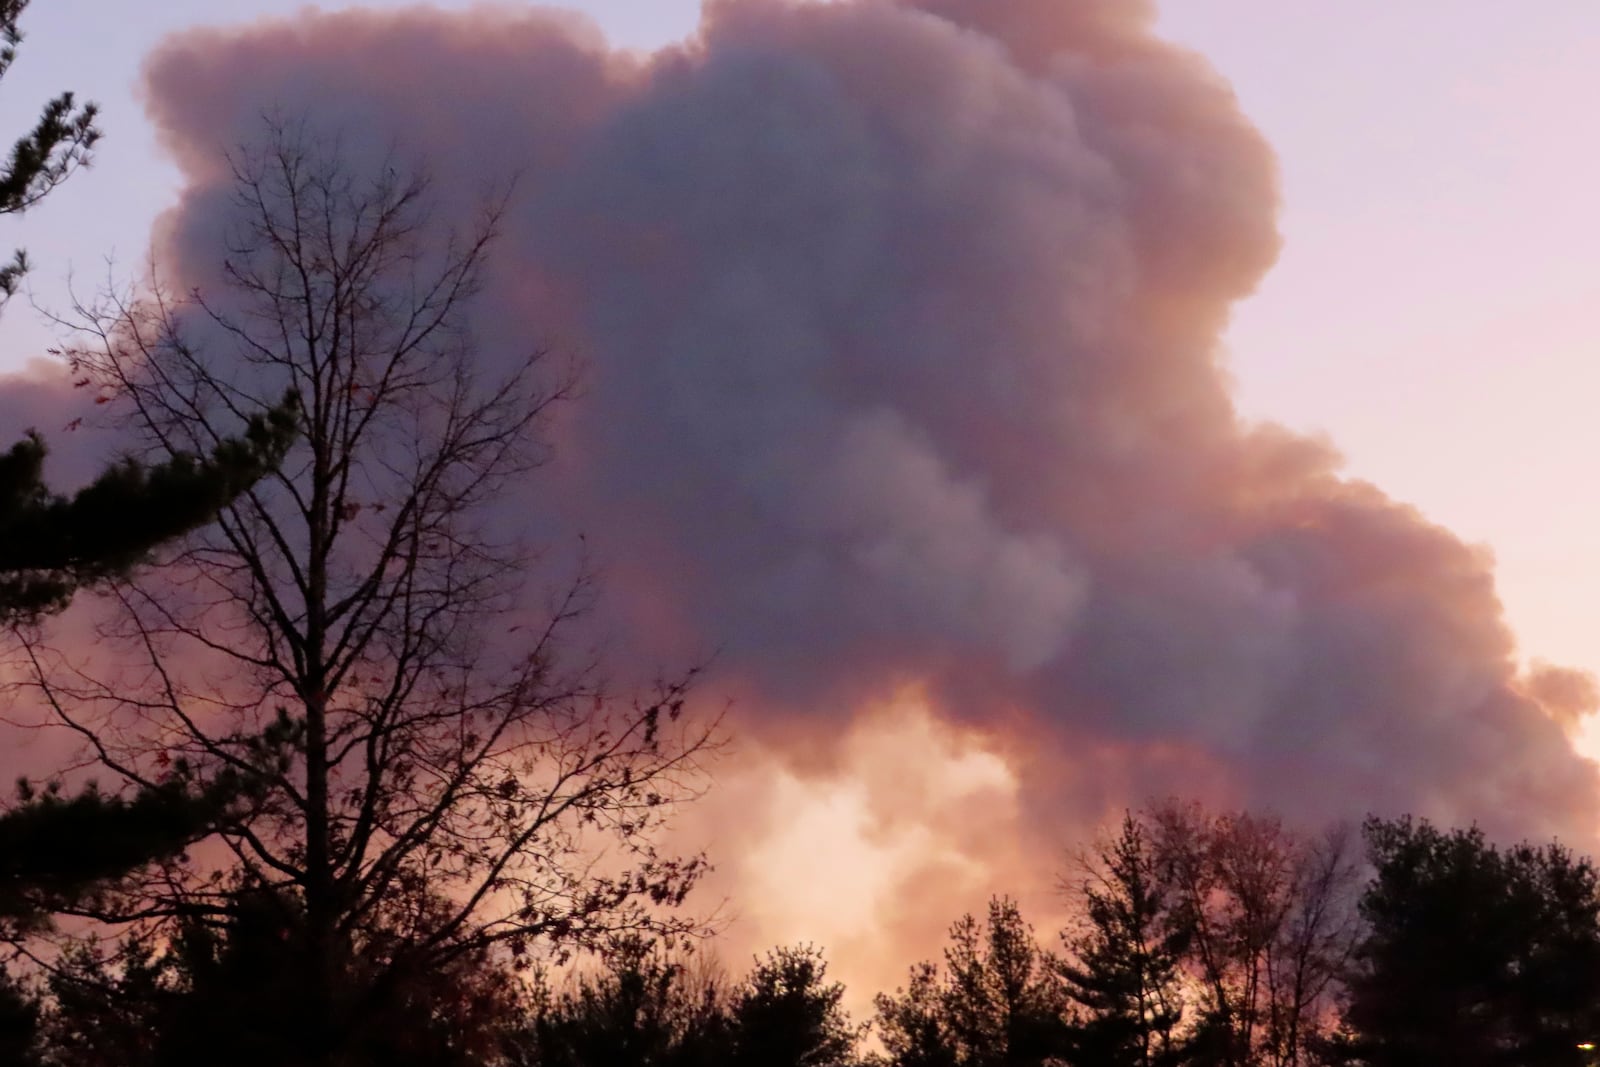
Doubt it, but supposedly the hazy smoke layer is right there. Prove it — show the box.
[21,0,1593,938]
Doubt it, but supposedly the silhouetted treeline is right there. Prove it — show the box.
[6,800,1600,1066]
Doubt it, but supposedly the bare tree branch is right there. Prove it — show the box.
[28,118,720,1063]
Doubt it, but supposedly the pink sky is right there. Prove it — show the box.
[1154,4,1600,734]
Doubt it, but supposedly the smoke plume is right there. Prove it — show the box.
[9,0,1596,980]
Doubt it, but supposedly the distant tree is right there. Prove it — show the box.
[0,0,100,307]
[726,945,860,1067]
[518,940,861,1067]
[1146,802,1358,1067]
[1057,813,1186,1067]
[1332,816,1600,1067]
[514,936,730,1067]
[29,119,717,1066]
[1266,823,1361,1065]
[42,888,526,1067]
[875,898,1069,1067]
[873,960,960,1067]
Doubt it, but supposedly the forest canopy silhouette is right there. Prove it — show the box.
[1,0,1599,1064]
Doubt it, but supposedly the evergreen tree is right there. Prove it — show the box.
[873,961,960,1067]
[0,409,296,1059]
[0,0,100,307]
[0,405,297,622]
[875,898,1069,1067]
[0,0,295,626]
[0,400,297,930]
[0,7,295,1059]
[0,778,243,927]
[1335,816,1600,1067]
[1058,814,1185,1067]
[43,886,525,1067]
[520,941,862,1067]
[727,946,859,1067]
[517,937,730,1067]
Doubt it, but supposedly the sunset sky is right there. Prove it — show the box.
[2,0,1599,990]
[1156,2,1600,734]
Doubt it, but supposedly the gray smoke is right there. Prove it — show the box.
[18,0,1590,888]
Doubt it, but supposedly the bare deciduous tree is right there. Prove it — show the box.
[1146,801,1359,1067]
[22,120,718,1063]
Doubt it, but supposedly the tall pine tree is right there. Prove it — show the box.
[0,407,297,622]
[1058,814,1185,1067]
[0,0,98,307]
[875,898,1070,1067]
[0,402,298,926]
[0,7,293,1062]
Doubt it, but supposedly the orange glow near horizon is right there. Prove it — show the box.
[681,691,1033,1007]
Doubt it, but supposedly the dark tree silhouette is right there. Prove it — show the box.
[0,407,294,1066]
[0,779,238,928]
[0,0,99,306]
[725,945,860,1067]
[0,408,295,621]
[874,897,1069,1067]
[1333,816,1600,1067]
[517,939,861,1067]
[0,0,292,629]
[1147,802,1358,1067]
[0,966,41,1067]
[0,0,294,628]
[0,404,295,932]
[1057,812,1186,1067]
[872,960,960,1067]
[26,120,718,1066]
[0,13,295,1059]
[42,888,526,1067]
[516,937,730,1067]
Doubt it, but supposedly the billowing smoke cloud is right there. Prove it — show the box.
[11,0,1597,978]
